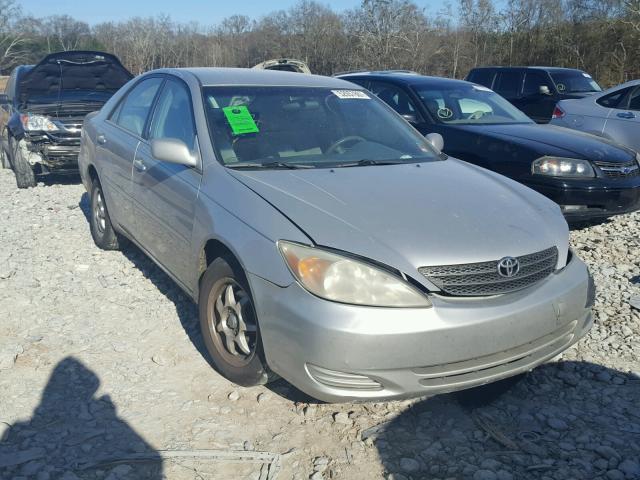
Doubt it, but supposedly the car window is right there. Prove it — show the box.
[149,79,197,150]
[415,84,532,125]
[112,77,163,137]
[467,70,495,88]
[550,71,601,94]
[493,71,523,98]
[367,81,423,121]
[597,87,633,109]
[627,88,640,111]
[523,71,552,96]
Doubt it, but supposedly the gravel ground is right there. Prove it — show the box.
[0,169,639,480]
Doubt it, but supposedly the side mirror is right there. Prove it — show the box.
[539,85,552,96]
[150,138,197,167]
[425,133,444,153]
[0,94,8,105]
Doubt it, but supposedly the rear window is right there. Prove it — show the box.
[596,87,632,108]
[550,71,601,94]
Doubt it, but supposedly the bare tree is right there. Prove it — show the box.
[0,0,27,73]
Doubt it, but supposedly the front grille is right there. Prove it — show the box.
[593,159,639,178]
[419,247,558,297]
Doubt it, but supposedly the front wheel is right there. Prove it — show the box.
[0,131,10,169]
[10,138,36,188]
[199,257,271,386]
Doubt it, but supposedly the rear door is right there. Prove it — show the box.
[98,76,164,232]
[518,70,558,123]
[603,86,640,151]
[131,77,201,287]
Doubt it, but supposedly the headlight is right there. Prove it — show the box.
[20,114,59,132]
[532,156,595,178]
[278,241,431,308]
[636,151,640,167]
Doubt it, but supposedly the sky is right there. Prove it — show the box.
[20,0,450,25]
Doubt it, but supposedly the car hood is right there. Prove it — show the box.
[227,159,569,283]
[18,51,133,108]
[454,124,634,162]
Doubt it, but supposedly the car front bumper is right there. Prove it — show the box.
[525,180,640,220]
[250,255,593,402]
[24,133,81,173]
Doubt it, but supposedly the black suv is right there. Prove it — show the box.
[0,51,132,188]
[466,67,602,123]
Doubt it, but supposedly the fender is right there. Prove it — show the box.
[7,113,25,140]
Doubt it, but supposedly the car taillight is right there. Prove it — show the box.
[552,106,565,119]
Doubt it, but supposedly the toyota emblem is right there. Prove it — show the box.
[497,257,520,278]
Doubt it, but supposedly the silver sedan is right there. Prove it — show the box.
[78,68,594,402]
[550,80,640,153]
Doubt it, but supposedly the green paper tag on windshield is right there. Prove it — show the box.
[223,106,259,135]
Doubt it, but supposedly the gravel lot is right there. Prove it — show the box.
[0,169,639,480]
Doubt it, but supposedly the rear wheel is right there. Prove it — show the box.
[90,180,120,250]
[199,257,271,386]
[10,137,36,188]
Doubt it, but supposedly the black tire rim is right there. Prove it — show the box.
[206,277,258,367]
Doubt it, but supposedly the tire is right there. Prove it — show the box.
[89,180,120,250]
[0,131,10,169]
[199,257,271,387]
[455,373,526,408]
[10,137,36,188]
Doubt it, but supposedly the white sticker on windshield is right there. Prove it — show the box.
[331,89,370,99]
[472,85,493,92]
[582,72,592,78]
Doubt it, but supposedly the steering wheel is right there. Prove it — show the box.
[468,110,485,120]
[326,136,366,155]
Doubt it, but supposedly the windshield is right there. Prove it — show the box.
[550,71,601,94]
[414,84,534,125]
[203,86,438,168]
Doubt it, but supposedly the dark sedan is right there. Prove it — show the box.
[337,72,640,221]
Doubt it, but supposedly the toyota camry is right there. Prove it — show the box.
[78,68,594,402]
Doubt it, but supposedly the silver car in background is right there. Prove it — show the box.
[78,68,594,402]
[551,80,640,152]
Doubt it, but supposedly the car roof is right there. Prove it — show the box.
[338,71,474,89]
[470,66,586,73]
[153,67,357,88]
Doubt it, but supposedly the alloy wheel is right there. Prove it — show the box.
[207,279,258,367]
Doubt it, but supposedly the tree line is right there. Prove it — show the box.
[2,0,640,87]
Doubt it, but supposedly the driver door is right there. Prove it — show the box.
[131,78,202,288]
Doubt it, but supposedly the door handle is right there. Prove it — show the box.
[616,111,635,119]
[96,134,107,145]
[133,158,147,172]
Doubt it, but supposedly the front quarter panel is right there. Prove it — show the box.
[191,164,311,297]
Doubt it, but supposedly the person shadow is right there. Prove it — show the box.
[0,357,163,479]
[373,361,640,480]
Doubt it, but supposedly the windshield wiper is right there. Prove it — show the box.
[227,161,314,170]
[332,159,409,168]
